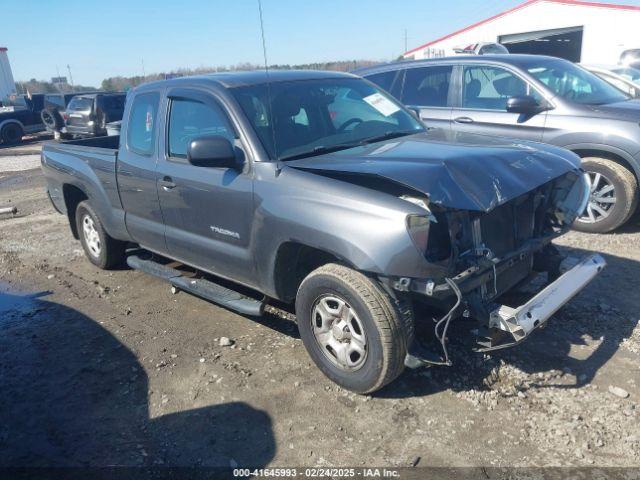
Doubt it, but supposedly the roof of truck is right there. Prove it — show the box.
[140,70,358,90]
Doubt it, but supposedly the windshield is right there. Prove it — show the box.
[526,60,629,105]
[611,67,640,83]
[232,77,424,160]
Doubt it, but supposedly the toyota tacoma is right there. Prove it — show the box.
[41,71,604,393]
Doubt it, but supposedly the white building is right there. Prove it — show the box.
[0,47,17,103]
[403,0,640,64]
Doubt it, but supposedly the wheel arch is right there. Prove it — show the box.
[272,241,358,303]
[567,144,640,184]
[62,183,89,239]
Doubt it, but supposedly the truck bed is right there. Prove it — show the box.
[41,135,123,232]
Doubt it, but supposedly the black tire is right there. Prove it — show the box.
[41,109,63,130]
[573,157,638,233]
[1,123,24,145]
[295,263,413,394]
[75,201,126,269]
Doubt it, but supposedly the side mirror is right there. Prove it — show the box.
[506,95,543,114]
[187,136,237,168]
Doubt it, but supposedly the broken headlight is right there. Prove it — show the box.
[406,215,430,253]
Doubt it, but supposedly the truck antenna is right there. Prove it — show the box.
[257,0,278,161]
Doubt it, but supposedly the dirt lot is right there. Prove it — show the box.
[1,138,639,469]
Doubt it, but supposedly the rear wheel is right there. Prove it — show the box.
[574,157,638,233]
[75,201,126,269]
[295,263,412,394]
[1,123,24,145]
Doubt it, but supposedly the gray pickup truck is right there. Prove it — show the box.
[41,70,604,393]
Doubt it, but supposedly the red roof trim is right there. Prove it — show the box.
[404,0,640,56]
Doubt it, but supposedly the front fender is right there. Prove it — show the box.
[251,165,434,297]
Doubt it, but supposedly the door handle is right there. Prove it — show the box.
[454,116,474,124]
[159,176,176,190]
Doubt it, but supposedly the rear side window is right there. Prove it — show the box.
[127,92,160,155]
[402,66,452,107]
[102,95,126,111]
[168,98,234,158]
[365,71,399,94]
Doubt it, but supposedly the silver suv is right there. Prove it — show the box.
[358,55,640,233]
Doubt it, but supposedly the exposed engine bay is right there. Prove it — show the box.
[390,170,604,365]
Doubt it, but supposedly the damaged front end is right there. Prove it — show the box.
[392,170,606,366]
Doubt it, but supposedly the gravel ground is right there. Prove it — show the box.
[0,140,639,469]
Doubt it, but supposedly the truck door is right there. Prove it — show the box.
[117,91,167,253]
[450,64,547,141]
[156,89,256,286]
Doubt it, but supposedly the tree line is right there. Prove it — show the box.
[16,60,383,94]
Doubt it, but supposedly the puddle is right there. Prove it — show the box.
[0,283,51,327]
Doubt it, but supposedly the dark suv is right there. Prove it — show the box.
[41,92,95,139]
[358,55,640,233]
[64,93,126,138]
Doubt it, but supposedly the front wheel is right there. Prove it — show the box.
[295,263,413,394]
[75,201,126,269]
[573,157,638,233]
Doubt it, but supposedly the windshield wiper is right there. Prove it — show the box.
[358,129,421,146]
[279,143,360,162]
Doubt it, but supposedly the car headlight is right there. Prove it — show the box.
[406,215,430,253]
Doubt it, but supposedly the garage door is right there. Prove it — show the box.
[499,26,584,62]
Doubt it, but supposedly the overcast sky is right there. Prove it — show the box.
[3,0,639,87]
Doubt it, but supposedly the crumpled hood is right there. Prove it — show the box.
[287,130,581,212]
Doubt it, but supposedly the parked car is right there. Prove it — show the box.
[582,65,640,98]
[454,42,510,55]
[620,49,640,69]
[0,93,45,145]
[358,55,640,233]
[64,93,126,138]
[41,92,95,140]
[41,71,603,393]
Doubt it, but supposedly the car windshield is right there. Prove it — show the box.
[611,67,640,83]
[232,77,424,161]
[526,60,629,105]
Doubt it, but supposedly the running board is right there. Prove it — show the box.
[126,255,265,317]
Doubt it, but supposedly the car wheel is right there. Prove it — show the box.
[1,123,24,145]
[573,157,638,233]
[295,263,413,394]
[75,201,126,269]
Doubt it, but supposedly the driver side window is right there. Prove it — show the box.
[168,98,234,159]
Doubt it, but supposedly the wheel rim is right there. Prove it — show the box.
[311,295,367,371]
[82,214,101,258]
[577,171,617,224]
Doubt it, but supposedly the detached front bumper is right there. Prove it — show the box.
[478,253,606,351]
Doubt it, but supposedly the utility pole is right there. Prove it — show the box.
[404,29,408,54]
[141,58,146,79]
[66,64,74,90]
